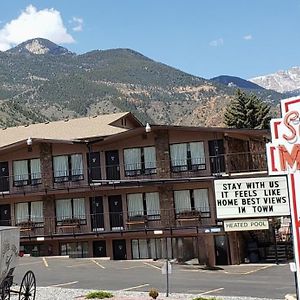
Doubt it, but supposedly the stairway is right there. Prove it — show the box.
[265,242,293,263]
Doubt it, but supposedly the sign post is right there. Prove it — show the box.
[266,96,300,300]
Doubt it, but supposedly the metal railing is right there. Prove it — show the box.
[8,209,214,239]
[0,152,267,195]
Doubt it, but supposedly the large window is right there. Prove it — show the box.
[15,201,43,225]
[170,142,206,172]
[56,198,86,225]
[53,154,84,182]
[131,238,173,259]
[60,242,88,258]
[13,158,41,186]
[174,189,210,217]
[127,192,160,220]
[124,146,156,176]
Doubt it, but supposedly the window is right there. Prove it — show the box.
[15,201,43,225]
[174,189,210,217]
[56,198,86,225]
[13,158,41,186]
[53,154,84,182]
[60,242,88,258]
[170,142,206,172]
[127,192,160,220]
[131,238,173,259]
[124,146,156,176]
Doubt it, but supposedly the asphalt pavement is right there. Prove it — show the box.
[12,256,296,299]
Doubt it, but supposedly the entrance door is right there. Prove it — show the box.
[208,140,225,174]
[0,162,9,192]
[87,152,101,182]
[93,240,107,257]
[90,197,104,230]
[108,195,123,230]
[105,150,120,180]
[215,235,229,265]
[0,204,11,226]
[113,239,127,260]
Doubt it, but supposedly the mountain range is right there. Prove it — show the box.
[0,38,295,128]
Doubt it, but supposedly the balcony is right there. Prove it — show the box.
[12,208,214,239]
[0,151,267,196]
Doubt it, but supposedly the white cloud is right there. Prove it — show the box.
[71,17,83,32]
[243,34,253,40]
[209,38,224,47]
[0,5,74,51]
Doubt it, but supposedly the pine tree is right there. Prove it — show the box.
[224,89,271,129]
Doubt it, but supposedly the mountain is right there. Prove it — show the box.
[250,66,300,93]
[7,38,73,56]
[211,75,264,90]
[0,38,282,128]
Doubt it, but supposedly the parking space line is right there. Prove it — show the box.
[223,265,273,275]
[120,283,150,291]
[91,259,106,269]
[143,262,161,270]
[42,257,49,267]
[18,261,43,266]
[199,287,224,295]
[49,281,78,287]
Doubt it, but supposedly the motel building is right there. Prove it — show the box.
[0,112,292,265]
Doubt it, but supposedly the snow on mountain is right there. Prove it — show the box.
[250,66,300,93]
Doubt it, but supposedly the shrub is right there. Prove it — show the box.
[85,290,113,299]
[149,288,159,299]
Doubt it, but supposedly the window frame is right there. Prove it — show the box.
[15,201,44,226]
[123,146,156,177]
[127,192,160,221]
[173,188,210,218]
[170,141,206,173]
[13,158,42,187]
[53,153,84,183]
[55,198,87,226]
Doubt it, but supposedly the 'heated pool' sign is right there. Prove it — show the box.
[266,96,300,297]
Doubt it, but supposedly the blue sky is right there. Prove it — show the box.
[0,0,299,79]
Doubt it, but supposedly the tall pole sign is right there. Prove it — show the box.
[266,96,300,299]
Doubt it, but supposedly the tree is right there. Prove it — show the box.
[224,89,271,129]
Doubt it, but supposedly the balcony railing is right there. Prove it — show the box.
[0,152,267,195]
[9,209,214,239]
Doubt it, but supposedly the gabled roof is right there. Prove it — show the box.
[0,112,141,150]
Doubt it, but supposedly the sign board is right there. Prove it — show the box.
[266,96,300,298]
[161,261,172,275]
[224,218,269,232]
[214,176,289,219]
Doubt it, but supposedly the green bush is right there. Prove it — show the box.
[149,288,159,299]
[85,291,113,299]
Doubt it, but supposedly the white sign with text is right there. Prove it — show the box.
[214,176,289,219]
[224,218,269,232]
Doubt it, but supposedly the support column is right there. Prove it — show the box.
[39,143,53,189]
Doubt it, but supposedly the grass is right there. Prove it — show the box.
[85,291,113,299]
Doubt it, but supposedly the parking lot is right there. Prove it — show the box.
[13,256,295,299]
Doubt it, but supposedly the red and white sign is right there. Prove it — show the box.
[267,96,300,292]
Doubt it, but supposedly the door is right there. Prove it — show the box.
[90,197,104,230]
[108,195,123,230]
[208,140,225,174]
[105,150,120,180]
[113,239,127,260]
[0,204,11,226]
[215,235,229,265]
[87,152,101,182]
[93,240,107,257]
[0,162,9,192]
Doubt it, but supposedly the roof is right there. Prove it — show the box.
[0,112,138,150]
